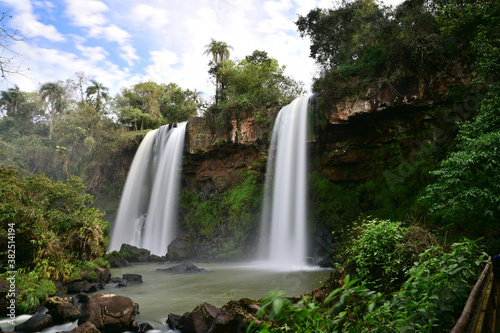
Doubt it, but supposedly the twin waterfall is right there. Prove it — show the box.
[109,96,312,269]
[109,122,187,256]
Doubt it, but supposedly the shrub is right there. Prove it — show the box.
[250,239,487,333]
[342,218,438,291]
[0,167,109,282]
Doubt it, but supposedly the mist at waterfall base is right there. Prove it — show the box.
[258,95,312,270]
[109,122,187,256]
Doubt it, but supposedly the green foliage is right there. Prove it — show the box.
[12,273,57,313]
[115,81,201,130]
[388,239,488,331]
[179,170,263,259]
[309,172,360,230]
[297,0,447,100]
[420,87,500,236]
[0,167,108,282]
[250,239,486,333]
[204,50,304,130]
[342,218,438,291]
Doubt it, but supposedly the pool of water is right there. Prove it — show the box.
[104,262,331,329]
[0,262,331,332]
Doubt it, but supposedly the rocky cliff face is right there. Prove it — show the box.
[181,114,275,194]
[182,69,472,190]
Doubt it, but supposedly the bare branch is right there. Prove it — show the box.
[0,11,30,82]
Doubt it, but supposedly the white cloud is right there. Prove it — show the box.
[120,44,140,67]
[0,0,65,41]
[89,24,131,45]
[64,0,139,65]
[130,4,169,29]
[64,0,109,27]
[2,41,129,95]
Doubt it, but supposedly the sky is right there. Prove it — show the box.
[0,0,404,99]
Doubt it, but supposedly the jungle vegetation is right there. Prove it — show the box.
[0,0,498,325]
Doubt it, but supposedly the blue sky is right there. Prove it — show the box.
[0,0,404,98]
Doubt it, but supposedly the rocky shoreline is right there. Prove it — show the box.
[0,244,332,333]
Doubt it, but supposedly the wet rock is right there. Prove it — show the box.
[209,298,261,333]
[157,263,208,274]
[168,302,220,333]
[47,303,81,324]
[169,299,260,333]
[137,322,154,333]
[14,313,53,332]
[167,236,195,261]
[119,244,151,262]
[123,274,142,284]
[95,268,111,285]
[44,296,73,311]
[66,281,98,294]
[70,321,100,333]
[110,277,128,287]
[78,293,138,333]
[108,256,130,268]
[166,313,182,329]
[73,293,92,312]
[147,254,166,262]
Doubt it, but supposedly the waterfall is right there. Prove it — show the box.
[259,96,311,269]
[109,122,188,256]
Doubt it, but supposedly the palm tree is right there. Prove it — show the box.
[86,80,110,113]
[40,82,65,139]
[0,85,25,116]
[203,39,233,105]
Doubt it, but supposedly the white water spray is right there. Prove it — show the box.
[259,96,311,269]
[109,122,187,256]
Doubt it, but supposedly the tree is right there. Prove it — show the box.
[419,0,500,240]
[203,39,233,105]
[85,80,110,113]
[115,81,201,130]
[40,82,66,139]
[0,85,25,117]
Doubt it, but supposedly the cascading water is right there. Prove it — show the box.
[109,122,187,256]
[259,95,311,269]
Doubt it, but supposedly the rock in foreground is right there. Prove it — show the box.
[78,293,138,333]
[167,298,260,333]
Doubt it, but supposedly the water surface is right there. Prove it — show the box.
[105,262,330,328]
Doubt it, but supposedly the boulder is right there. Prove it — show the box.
[95,268,111,285]
[147,254,166,262]
[168,299,260,333]
[166,313,183,330]
[73,293,92,312]
[44,296,73,311]
[123,274,143,284]
[110,277,128,287]
[78,293,138,333]
[48,303,81,324]
[208,298,261,333]
[70,321,100,333]
[66,281,98,294]
[108,256,130,268]
[157,263,208,274]
[168,302,220,333]
[167,236,195,261]
[119,244,151,262]
[14,313,53,332]
[137,322,154,333]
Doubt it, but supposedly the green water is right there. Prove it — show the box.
[103,262,331,329]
